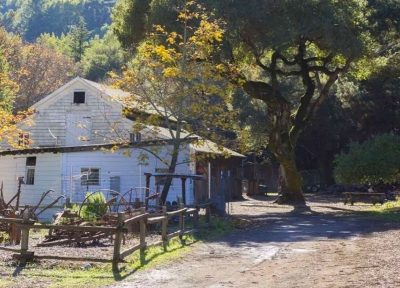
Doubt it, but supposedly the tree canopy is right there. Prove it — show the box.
[114,2,235,203]
[112,0,383,204]
[0,0,115,41]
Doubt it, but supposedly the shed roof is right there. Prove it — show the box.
[0,137,244,158]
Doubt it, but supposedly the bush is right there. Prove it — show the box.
[74,192,108,221]
[334,134,400,185]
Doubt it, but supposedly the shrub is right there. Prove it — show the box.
[75,192,108,221]
[334,134,400,185]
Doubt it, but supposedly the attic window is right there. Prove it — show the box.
[73,91,86,104]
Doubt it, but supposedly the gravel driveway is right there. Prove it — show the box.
[111,195,400,288]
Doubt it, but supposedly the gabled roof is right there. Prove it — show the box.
[32,77,169,120]
[31,76,129,111]
[23,77,244,158]
[80,78,131,99]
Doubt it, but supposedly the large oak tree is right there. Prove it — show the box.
[113,0,380,204]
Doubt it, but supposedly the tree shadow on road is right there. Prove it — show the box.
[212,204,400,248]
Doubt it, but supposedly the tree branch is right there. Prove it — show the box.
[306,58,352,121]
[289,39,316,143]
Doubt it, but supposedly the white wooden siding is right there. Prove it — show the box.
[62,145,194,205]
[0,153,62,220]
[23,79,131,148]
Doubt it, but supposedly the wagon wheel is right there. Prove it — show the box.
[118,187,151,211]
[78,191,128,217]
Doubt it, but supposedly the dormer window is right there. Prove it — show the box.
[73,91,86,104]
[18,133,30,147]
[130,132,142,143]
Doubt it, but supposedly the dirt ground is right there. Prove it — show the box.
[0,230,161,268]
[111,194,400,288]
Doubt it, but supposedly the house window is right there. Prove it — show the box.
[81,168,100,186]
[25,157,36,185]
[73,91,86,104]
[130,132,142,143]
[18,133,30,146]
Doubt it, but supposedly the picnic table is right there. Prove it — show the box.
[343,192,386,205]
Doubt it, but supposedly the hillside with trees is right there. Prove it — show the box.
[0,0,399,203]
[0,0,116,41]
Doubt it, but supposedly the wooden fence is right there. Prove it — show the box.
[0,203,212,271]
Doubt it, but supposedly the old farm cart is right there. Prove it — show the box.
[0,202,212,270]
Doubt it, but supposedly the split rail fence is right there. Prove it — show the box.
[0,203,212,271]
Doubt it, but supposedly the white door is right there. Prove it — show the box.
[110,176,121,193]
[66,114,92,146]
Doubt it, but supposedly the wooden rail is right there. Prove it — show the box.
[0,202,211,271]
[343,192,386,205]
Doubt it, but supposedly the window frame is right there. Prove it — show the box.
[18,133,30,147]
[130,132,142,143]
[25,157,36,185]
[73,91,86,104]
[81,168,100,186]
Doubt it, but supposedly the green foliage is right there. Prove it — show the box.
[0,0,114,41]
[81,31,126,80]
[367,199,400,221]
[112,0,150,51]
[0,48,16,112]
[0,231,10,244]
[344,53,400,140]
[334,134,400,185]
[36,32,74,58]
[68,17,90,62]
[74,192,108,220]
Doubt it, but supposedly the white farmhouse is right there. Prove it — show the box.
[0,77,243,220]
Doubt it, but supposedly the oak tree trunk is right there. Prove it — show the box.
[242,80,308,205]
[275,155,305,205]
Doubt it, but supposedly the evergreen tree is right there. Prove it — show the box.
[81,31,125,81]
[68,17,90,62]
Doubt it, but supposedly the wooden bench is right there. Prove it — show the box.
[343,192,386,205]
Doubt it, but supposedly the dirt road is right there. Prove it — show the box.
[112,195,400,288]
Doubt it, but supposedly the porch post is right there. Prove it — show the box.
[144,173,152,210]
[181,177,187,205]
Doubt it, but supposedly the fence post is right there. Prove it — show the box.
[112,212,124,272]
[19,206,31,266]
[161,206,168,250]
[179,202,185,241]
[193,208,199,231]
[205,204,211,228]
[139,207,146,264]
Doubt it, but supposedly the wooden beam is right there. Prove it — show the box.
[34,255,113,263]
[24,224,117,233]
[123,213,148,225]
[120,243,142,260]
[166,208,187,217]
[147,216,166,224]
